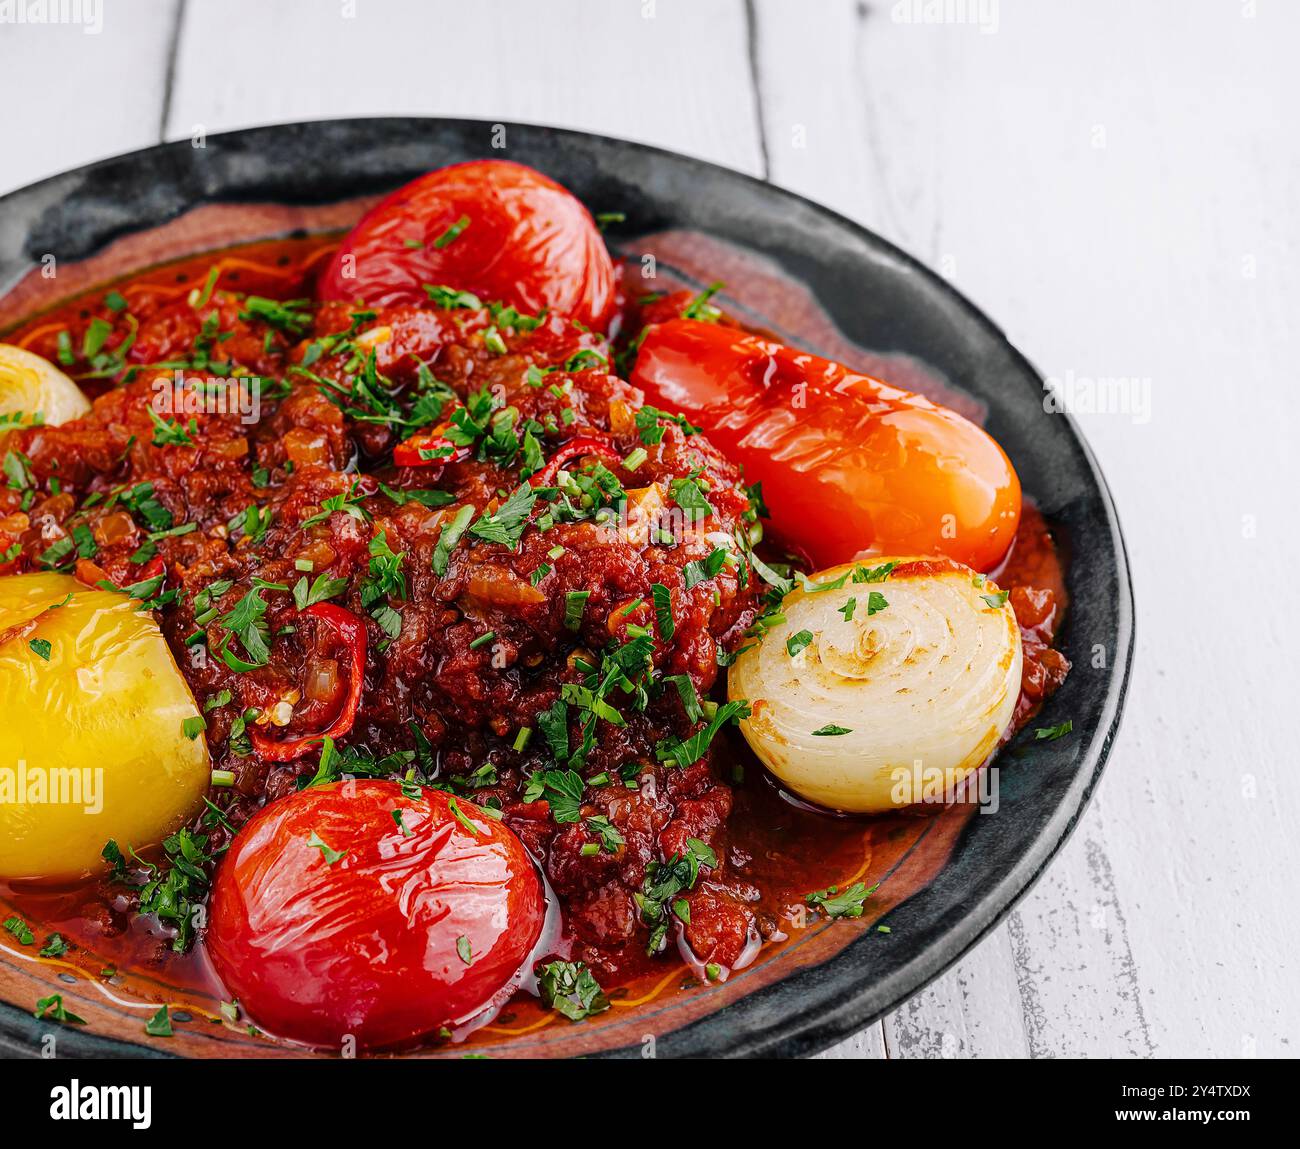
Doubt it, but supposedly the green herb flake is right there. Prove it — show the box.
[4,916,35,945]
[432,504,475,576]
[786,629,814,658]
[433,215,471,249]
[145,1004,173,1037]
[34,994,86,1026]
[306,830,346,866]
[806,880,878,919]
[563,590,590,631]
[536,959,609,1022]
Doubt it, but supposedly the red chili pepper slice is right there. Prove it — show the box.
[250,602,368,762]
[529,436,621,488]
[392,420,464,468]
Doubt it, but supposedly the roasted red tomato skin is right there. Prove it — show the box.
[206,781,545,1050]
[630,319,1022,571]
[316,159,617,329]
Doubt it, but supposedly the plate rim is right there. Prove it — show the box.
[0,116,1134,1060]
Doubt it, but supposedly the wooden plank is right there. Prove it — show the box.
[816,1020,887,1060]
[165,0,765,176]
[752,0,1300,1057]
[0,0,180,194]
[4,0,1294,1061]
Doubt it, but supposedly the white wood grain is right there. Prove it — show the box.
[753,0,1300,1058]
[1,0,1296,1061]
[0,0,180,194]
[164,0,766,177]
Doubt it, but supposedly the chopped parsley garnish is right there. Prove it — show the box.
[981,589,1010,609]
[564,348,609,372]
[683,547,729,589]
[145,1004,173,1037]
[468,483,536,549]
[423,284,483,310]
[656,699,751,769]
[811,724,852,736]
[538,699,570,763]
[433,214,471,248]
[446,796,483,837]
[432,504,475,576]
[3,448,33,490]
[838,597,857,621]
[853,561,897,584]
[377,483,456,508]
[301,482,371,528]
[119,480,173,531]
[668,476,714,519]
[293,571,349,611]
[239,296,313,337]
[681,281,724,322]
[866,590,888,616]
[563,590,590,631]
[663,674,704,723]
[82,316,114,360]
[131,828,217,952]
[806,880,878,919]
[523,768,585,823]
[456,935,473,965]
[786,629,814,658]
[38,933,69,958]
[34,994,86,1026]
[147,406,197,446]
[181,715,207,740]
[651,582,674,641]
[215,586,272,670]
[4,916,34,945]
[27,638,51,661]
[360,528,407,638]
[537,960,609,1022]
[585,815,625,854]
[635,837,717,954]
[1034,719,1073,742]
[634,404,700,446]
[306,831,346,866]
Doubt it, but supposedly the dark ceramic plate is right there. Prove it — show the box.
[0,118,1132,1059]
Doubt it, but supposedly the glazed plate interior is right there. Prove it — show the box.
[0,119,1132,1058]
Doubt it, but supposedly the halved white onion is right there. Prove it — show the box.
[0,342,91,430]
[728,557,1022,813]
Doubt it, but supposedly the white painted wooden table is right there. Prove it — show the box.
[2,0,1295,1059]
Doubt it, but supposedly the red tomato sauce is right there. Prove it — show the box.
[0,233,1068,1052]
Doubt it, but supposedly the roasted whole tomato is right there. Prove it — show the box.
[317,159,617,329]
[631,319,1021,571]
[207,781,546,1049]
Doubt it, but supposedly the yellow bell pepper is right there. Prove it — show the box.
[0,573,210,882]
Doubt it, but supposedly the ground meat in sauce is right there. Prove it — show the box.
[3,284,774,976]
[1,261,1070,985]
